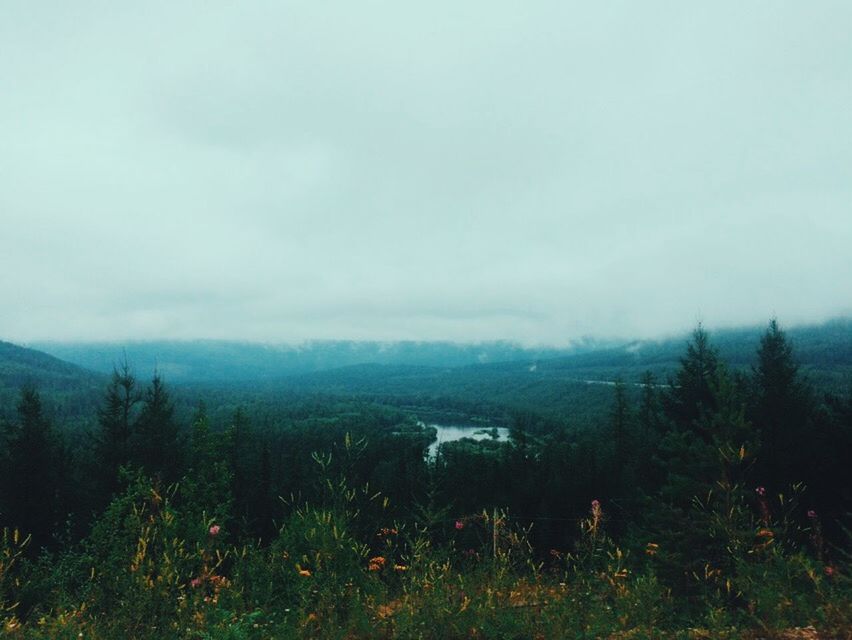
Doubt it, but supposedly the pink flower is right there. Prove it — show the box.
[755,486,766,497]
[209,524,221,536]
[807,510,817,519]
[824,566,835,578]
[190,577,202,588]
[455,520,465,530]
[591,499,601,509]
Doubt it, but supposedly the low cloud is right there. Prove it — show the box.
[1,2,850,344]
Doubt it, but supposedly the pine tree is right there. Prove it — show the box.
[647,355,756,598]
[133,373,181,484]
[1,386,59,547]
[663,324,721,435]
[750,319,811,491]
[94,362,140,501]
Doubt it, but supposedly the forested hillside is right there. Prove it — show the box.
[0,340,103,424]
[23,319,852,430]
[30,339,597,382]
[0,320,850,638]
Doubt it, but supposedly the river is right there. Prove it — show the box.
[425,423,511,458]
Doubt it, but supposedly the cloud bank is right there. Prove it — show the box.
[1,2,850,344]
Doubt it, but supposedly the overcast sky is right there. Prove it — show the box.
[1,2,850,345]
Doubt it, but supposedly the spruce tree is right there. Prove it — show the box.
[94,362,139,502]
[750,319,811,491]
[2,386,58,547]
[662,324,720,434]
[133,373,181,484]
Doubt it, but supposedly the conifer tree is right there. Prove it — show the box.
[662,324,720,434]
[183,403,232,525]
[750,319,811,491]
[648,346,755,597]
[133,373,181,483]
[1,386,58,547]
[94,362,140,501]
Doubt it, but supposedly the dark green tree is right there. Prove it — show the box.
[1,386,59,547]
[133,373,181,484]
[663,324,721,434]
[94,362,140,501]
[749,319,811,491]
[182,403,232,526]
[647,352,757,599]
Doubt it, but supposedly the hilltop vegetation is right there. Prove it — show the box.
[0,320,849,638]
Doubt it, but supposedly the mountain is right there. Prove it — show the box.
[18,318,852,427]
[34,320,852,388]
[29,339,610,383]
[264,318,852,425]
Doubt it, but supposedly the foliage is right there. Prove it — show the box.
[0,320,849,637]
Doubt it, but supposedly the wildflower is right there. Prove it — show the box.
[824,566,835,578]
[645,542,659,556]
[756,528,774,538]
[368,556,386,572]
[755,487,771,524]
[589,499,603,536]
[807,509,818,520]
[190,577,203,588]
[393,564,408,572]
[455,520,465,530]
[208,575,229,588]
[298,569,311,577]
[209,524,221,536]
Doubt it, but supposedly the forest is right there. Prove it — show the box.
[0,320,850,638]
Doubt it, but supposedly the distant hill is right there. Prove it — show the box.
[18,318,852,428]
[0,340,104,422]
[30,339,611,383]
[265,318,852,425]
[528,317,852,383]
[33,320,852,388]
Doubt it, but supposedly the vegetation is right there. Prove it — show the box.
[0,320,849,638]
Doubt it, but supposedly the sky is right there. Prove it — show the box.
[1,2,851,345]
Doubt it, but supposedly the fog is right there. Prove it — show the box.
[2,2,850,345]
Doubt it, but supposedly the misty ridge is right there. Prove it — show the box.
[25,316,852,383]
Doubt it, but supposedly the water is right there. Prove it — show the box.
[425,423,510,458]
